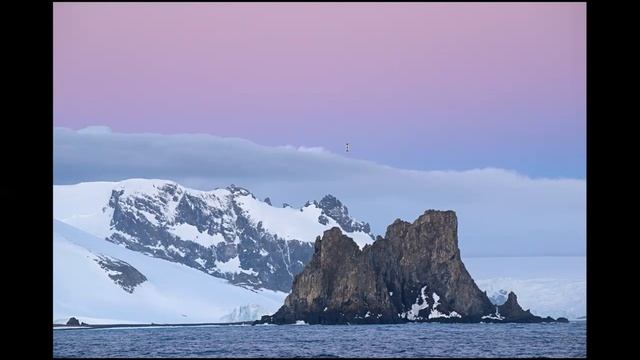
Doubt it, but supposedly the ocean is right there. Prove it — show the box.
[53,321,586,358]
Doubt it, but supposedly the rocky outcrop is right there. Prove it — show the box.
[315,195,372,236]
[93,255,147,293]
[482,292,570,323]
[66,317,80,326]
[258,210,566,324]
[497,292,536,321]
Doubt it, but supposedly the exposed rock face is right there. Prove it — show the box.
[94,180,374,292]
[483,292,569,323]
[93,255,147,293]
[66,317,80,326]
[498,292,534,321]
[315,195,372,236]
[258,210,565,324]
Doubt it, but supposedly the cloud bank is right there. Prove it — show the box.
[53,127,585,257]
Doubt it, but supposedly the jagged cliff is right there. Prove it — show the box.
[258,210,568,324]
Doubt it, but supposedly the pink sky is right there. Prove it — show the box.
[54,2,585,177]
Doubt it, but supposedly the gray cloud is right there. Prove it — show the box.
[54,127,585,257]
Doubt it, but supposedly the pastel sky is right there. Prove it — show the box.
[54,2,586,178]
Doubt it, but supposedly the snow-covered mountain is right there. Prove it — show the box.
[54,219,287,324]
[53,179,584,323]
[54,179,374,292]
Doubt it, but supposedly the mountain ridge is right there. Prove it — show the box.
[54,179,375,292]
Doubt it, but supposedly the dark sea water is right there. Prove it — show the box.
[53,321,586,358]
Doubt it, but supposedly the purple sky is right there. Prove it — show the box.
[54,3,586,178]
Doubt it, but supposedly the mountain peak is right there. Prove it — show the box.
[318,194,345,213]
[226,184,253,196]
[113,178,180,194]
[312,194,371,236]
[303,200,319,208]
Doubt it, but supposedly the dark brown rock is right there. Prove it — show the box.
[492,292,558,323]
[258,210,567,325]
[66,317,80,326]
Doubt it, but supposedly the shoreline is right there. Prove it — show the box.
[53,320,255,330]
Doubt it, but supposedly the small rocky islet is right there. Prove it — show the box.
[257,210,569,325]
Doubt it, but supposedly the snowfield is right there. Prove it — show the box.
[53,219,286,324]
[234,194,373,249]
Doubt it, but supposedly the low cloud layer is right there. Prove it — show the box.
[54,127,585,257]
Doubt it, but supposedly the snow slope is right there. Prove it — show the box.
[233,194,373,249]
[54,181,116,239]
[53,219,286,324]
